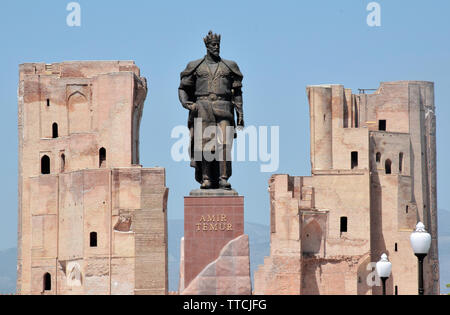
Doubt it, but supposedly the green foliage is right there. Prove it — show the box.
[447,283,450,295]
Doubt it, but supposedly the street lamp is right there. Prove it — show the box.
[376,253,392,295]
[410,222,431,295]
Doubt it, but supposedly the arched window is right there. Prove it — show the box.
[90,232,97,247]
[376,152,381,163]
[44,273,51,291]
[60,154,66,173]
[340,217,348,233]
[41,155,50,175]
[99,148,106,168]
[52,123,58,138]
[351,151,358,169]
[399,152,404,173]
[46,99,50,107]
[385,159,392,174]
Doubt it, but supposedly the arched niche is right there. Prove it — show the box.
[41,155,50,175]
[43,272,51,291]
[302,219,323,254]
[68,91,90,134]
[385,159,392,174]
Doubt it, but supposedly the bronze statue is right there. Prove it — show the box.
[179,31,244,190]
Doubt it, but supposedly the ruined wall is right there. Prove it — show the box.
[254,81,439,295]
[307,85,370,171]
[311,173,371,257]
[363,81,439,295]
[308,86,332,170]
[253,175,302,295]
[18,61,145,177]
[370,171,417,295]
[254,174,372,295]
[18,61,168,295]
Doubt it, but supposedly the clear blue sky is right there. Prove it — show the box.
[0,0,449,250]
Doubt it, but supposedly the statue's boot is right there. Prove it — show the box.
[201,161,212,189]
[201,179,212,189]
[219,177,231,190]
[218,160,231,190]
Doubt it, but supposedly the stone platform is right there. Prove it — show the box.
[189,189,239,196]
[180,190,251,295]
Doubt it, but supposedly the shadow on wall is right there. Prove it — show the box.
[369,137,388,295]
[357,255,372,295]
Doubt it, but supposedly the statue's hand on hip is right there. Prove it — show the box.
[185,102,198,112]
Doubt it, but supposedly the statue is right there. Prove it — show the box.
[179,31,244,190]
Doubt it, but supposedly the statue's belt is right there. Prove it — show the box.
[196,94,231,102]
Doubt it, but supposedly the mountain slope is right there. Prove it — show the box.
[0,248,16,294]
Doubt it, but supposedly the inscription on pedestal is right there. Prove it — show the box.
[196,214,233,232]
[184,195,244,288]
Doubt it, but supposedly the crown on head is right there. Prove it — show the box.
[204,30,221,45]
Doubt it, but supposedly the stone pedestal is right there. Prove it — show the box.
[180,190,251,295]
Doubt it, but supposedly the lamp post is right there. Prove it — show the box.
[376,253,392,295]
[410,222,431,295]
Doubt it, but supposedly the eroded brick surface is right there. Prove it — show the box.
[182,235,251,295]
[254,82,439,295]
[17,61,168,295]
[183,195,244,288]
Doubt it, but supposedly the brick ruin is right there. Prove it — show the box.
[254,81,439,295]
[16,61,439,295]
[17,61,168,295]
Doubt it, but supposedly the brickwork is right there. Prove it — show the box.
[254,81,439,295]
[183,196,244,288]
[17,61,168,295]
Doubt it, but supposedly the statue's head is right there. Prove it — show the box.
[204,30,221,58]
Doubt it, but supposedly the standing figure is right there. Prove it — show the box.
[179,31,244,190]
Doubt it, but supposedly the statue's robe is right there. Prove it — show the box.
[179,57,243,184]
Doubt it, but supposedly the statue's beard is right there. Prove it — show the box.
[208,49,220,58]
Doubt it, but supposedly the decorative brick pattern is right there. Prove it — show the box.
[17,61,168,295]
